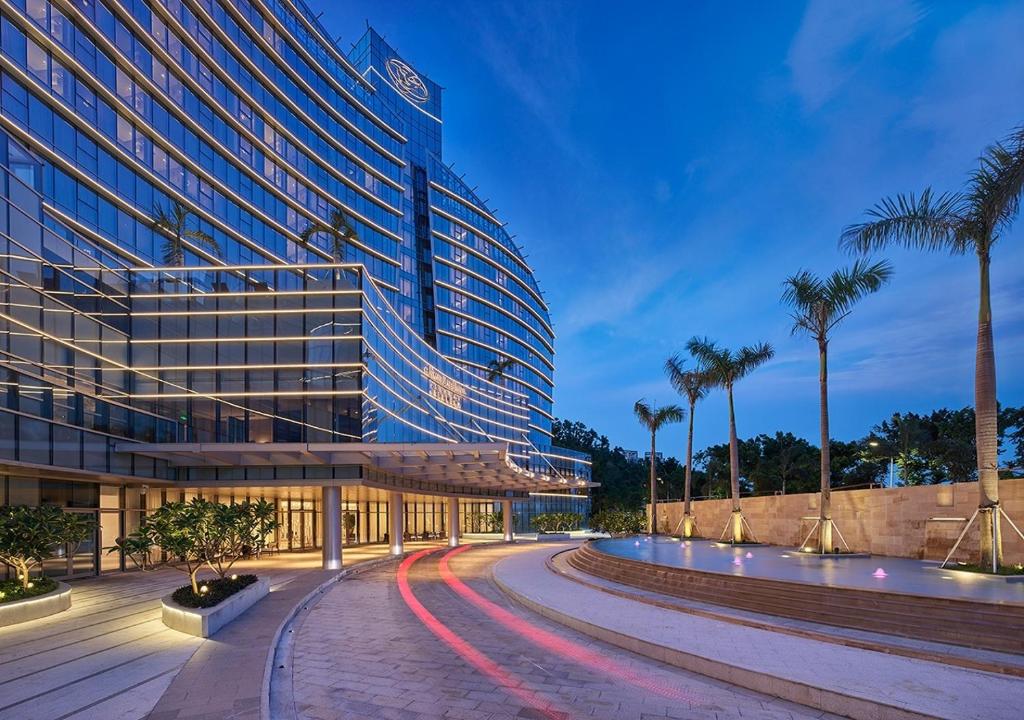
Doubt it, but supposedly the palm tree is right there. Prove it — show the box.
[486,356,517,383]
[152,201,220,266]
[300,207,358,263]
[665,356,711,537]
[841,127,1024,569]
[633,400,684,534]
[781,260,893,553]
[686,338,774,543]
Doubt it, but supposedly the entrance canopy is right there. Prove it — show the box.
[114,442,592,495]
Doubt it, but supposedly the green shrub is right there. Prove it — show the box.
[532,512,582,533]
[0,575,57,604]
[590,509,646,535]
[171,574,258,608]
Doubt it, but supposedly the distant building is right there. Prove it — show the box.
[644,451,665,462]
[623,450,639,461]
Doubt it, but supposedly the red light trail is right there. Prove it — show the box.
[395,548,570,720]
[438,545,705,705]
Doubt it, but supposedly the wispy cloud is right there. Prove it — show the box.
[787,0,923,111]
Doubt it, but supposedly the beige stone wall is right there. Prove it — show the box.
[655,478,1024,564]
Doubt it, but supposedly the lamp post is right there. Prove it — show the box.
[868,441,895,488]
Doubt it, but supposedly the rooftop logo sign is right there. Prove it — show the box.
[424,365,466,408]
[385,58,429,104]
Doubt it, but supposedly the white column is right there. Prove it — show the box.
[388,491,404,556]
[502,499,514,543]
[322,486,342,570]
[448,497,460,547]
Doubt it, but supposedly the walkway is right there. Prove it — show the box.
[0,541,448,720]
[284,543,838,720]
[495,543,1024,720]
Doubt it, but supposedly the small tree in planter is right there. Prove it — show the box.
[108,533,155,571]
[0,505,95,590]
[113,498,280,594]
[204,499,279,579]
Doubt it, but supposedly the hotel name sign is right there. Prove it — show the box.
[424,365,467,409]
[385,58,429,104]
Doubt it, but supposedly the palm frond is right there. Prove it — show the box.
[966,127,1024,246]
[685,336,730,386]
[665,355,710,404]
[184,229,221,257]
[735,342,774,379]
[635,399,684,433]
[840,189,966,255]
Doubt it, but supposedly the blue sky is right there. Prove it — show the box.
[314,1,1024,456]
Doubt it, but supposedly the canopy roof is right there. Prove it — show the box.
[114,442,592,495]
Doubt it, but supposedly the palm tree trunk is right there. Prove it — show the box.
[727,384,743,542]
[976,251,1001,569]
[818,340,833,554]
[683,402,695,537]
[648,432,657,534]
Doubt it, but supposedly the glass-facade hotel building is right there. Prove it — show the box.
[0,0,589,578]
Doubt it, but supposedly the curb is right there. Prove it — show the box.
[261,554,403,720]
[262,541,509,720]
[492,549,941,720]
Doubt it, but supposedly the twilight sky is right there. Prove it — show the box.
[313,1,1024,456]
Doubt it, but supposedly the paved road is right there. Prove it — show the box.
[288,543,837,720]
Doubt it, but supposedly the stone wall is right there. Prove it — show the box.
[655,478,1024,564]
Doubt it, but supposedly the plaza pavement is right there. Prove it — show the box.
[285,542,841,720]
[493,543,1024,720]
[0,540,452,720]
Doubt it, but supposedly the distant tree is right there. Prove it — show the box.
[842,126,1024,568]
[633,400,684,533]
[687,338,774,542]
[782,260,892,552]
[152,201,220,266]
[665,355,711,536]
[748,432,819,496]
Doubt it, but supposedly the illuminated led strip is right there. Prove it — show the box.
[128,334,362,345]
[199,0,406,167]
[434,276,554,352]
[94,0,404,191]
[361,311,529,417]
[122,390,363,399]
[436,328,553,379]
[138,0,406,204]
[360,279,529,402]
[449,357,554,405]
[428,180,504,229]
[429,208,547,309]
[435,300,554,359]
[362,361,529,431]
[0,308,358,439]
[128,307,361,318]
[5,13,405,269]
[274,0,405,141]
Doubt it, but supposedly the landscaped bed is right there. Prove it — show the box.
[171,574,258,608]
[0,575,56,604]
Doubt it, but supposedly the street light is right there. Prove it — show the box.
[868,441,895,488]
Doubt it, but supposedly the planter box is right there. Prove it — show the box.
[0,582,72,627]
[162,577,270,638]
[536,532,572,541]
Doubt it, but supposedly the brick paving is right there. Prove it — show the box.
[288,544,836,720]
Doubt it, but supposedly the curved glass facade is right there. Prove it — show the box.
[0,2,588,572]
